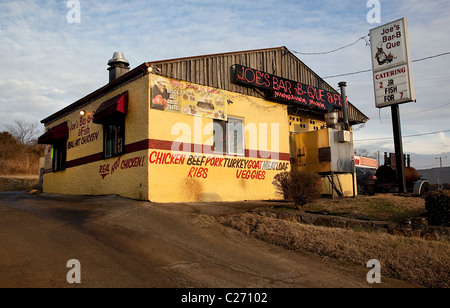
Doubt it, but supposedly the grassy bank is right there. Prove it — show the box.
[217,212,449,288]
[216,194,449,288]
[274,194,427,222]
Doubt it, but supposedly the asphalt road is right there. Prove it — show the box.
[0,191,415,288]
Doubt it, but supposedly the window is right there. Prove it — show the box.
[227,117,244,155]
[92,91,128,159]
[213,117,244,156]
[213,120,227,154]
[52,140,67,172]
[103,115,125,159]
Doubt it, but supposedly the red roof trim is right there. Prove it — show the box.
[93,91,128,124]
[38,121,69,144]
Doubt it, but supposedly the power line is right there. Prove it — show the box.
[354,129,450,142]
[367,102,450,120]
[413,52,450,62]
[290,36,367,55]
[324,69,372,79]
[324,51,450,79]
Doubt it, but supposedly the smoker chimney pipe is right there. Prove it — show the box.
[338,82,349,130]
[108,52,130,83]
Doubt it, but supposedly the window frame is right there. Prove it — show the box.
[213,116,245,156]
[103,114,126,159]
[52,139,67,172]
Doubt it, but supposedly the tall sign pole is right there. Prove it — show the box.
[391,104,406,193]
[370,18,415,193]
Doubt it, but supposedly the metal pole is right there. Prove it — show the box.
[391,104,407,193]
[352,160,356,198]
[339,81,355,197]
[338,82,349,130]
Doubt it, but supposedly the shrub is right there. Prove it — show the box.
[425,190,450,226]
[273,170,322,210]
[272,172,291,200]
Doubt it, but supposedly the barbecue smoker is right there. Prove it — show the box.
[376,152,430,197]
[290,111,355,198]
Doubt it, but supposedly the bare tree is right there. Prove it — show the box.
[5,120,41,145]
[355,147,377,159]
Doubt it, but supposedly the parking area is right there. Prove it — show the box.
[0,191,413,288]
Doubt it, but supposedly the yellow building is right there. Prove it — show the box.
[38,47,368,202]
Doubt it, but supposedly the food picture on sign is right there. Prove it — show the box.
[150,74,227,119]
[182,95,226,119]
[179,85,226,120]
[375,42,396,66]
[151,77,169,111]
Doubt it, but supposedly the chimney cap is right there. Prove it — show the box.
[108,51,129,66]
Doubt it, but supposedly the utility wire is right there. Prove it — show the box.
[323,51,450,79]
[367,102,450,120]
[413,52,450,62]
[324,69,372,79]
[354,129,450,142]
[290,36,367,55]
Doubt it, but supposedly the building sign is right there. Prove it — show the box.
[150,75,227,120]
[99,155,146,179]
[233,64,344,112]
[354,156,378,169]
[370,18,415,108]
[148,150,289,180]
[68,113,100,150]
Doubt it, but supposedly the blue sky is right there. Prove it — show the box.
[1,0,450,168]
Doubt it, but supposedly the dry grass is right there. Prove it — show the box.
[0,157,41,175]
[217,212,450,288]
[0,132,43,175]
[303,194,427,222]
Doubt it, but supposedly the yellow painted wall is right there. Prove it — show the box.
[43,75,150,200]
[321,173,357,197]
[289,112,326,134]
[147,75,291,202]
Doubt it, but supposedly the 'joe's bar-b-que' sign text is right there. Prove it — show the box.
[233,64,344,112]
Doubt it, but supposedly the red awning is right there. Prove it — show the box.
[93,91,128,124]
[38,121,69,144]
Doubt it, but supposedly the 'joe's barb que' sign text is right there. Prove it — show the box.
[233,64,345,112]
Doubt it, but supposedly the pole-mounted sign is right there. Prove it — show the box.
[369,18,414,193]
[370,18,415,108]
